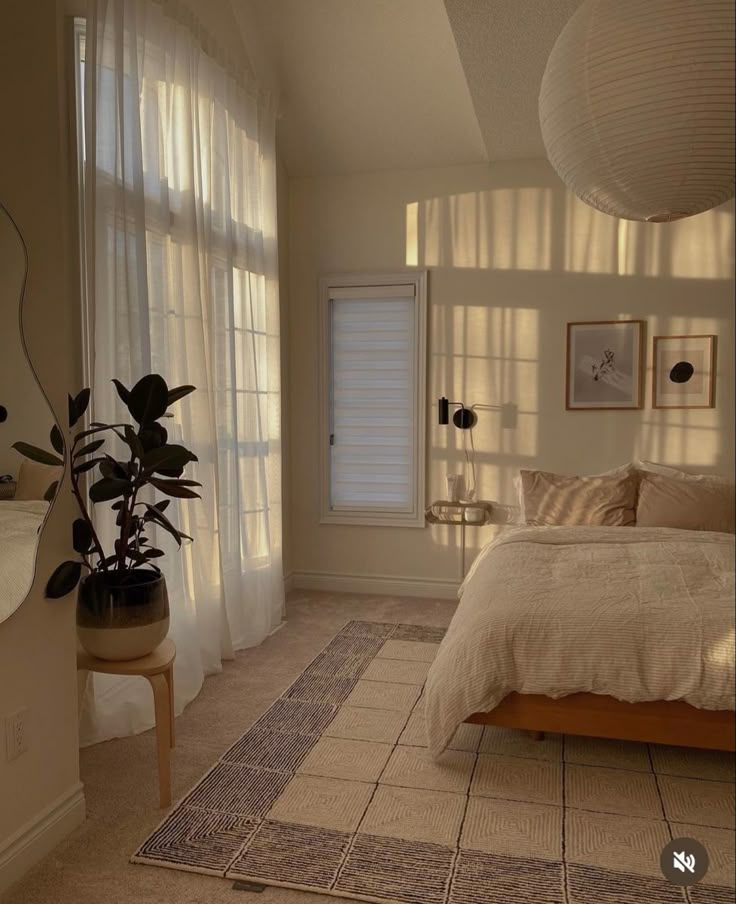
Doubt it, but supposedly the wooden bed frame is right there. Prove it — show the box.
[466,692,736,752]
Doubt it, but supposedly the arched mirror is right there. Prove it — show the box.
[0,203,63,622]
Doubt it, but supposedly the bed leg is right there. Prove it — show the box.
[532,731,545,741]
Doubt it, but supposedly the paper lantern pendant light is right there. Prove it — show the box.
[539,0,735,222]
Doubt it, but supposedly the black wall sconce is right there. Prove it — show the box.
[438,396,476,429]
[0,406,7,424]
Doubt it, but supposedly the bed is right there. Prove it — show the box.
[0,499,47,621]
[424,525,736,758]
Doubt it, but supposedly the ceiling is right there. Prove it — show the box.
[237,0,583,176]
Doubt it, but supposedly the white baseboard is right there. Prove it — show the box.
[291,570,459,600]
[0,781,85,895]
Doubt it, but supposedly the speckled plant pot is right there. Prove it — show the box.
[77,569,169,662]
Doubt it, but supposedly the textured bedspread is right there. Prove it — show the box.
[425,526,735,758]
[0,500,46,621]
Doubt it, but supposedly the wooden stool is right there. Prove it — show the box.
[77,638,176,808]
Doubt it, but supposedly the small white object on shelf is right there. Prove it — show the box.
[425,500,493,526]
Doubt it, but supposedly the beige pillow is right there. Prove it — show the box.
[14,460,62,501]
[513,462,633,523]
[520,469,638,527]
[637,471,735,533]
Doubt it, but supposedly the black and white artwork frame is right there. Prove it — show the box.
[565,320,645,410]
[652,334,716,409]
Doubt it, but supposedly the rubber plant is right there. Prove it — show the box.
[13,374,200,598]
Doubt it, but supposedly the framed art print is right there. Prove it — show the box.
[566,320,644,410]
[653,334,716,409]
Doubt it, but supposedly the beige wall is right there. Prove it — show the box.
[0,0,85,889]
[288,160,735,585]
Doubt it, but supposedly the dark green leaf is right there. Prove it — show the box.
[44,480,59,502]
[73,423,127,443]
[138,423,168,452]
[128,374,169,425]
[74,438,105,459]
[142,444,197,474]
[99,456,128,480]
[123,425,144,460]
[144,548,165,558]
[12,442,63,467]
[73,457,104,475]
[167,384,196,405]
[68,388,91,429]
[46,561,82,599]
[111,379,130,405]
[50,425,64,456]
[150,480,201,499]
[88,477,131,503]
[141,503,183,546]
[72,518,93,554]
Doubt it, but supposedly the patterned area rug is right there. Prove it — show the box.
[133,620,736,903]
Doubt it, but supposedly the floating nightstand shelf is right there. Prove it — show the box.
[425,500,494,579]
[425,500,493,526]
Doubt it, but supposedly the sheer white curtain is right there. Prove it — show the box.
[79,0,284,745]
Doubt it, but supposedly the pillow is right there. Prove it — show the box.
[519,468,638,527]
[637,460,733,486]
[14,460,62,501]
[636,471,735,533]
[513,462,633,523]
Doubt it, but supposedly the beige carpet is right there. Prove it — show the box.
[4,592,735,904]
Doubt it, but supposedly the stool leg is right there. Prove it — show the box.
[164,665,175,749]
[148,674,172,808]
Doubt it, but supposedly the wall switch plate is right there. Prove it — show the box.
[5,708,28,761]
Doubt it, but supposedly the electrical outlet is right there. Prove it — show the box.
[5,708,28,761]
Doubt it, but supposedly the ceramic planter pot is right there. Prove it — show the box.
[77,569,169,661]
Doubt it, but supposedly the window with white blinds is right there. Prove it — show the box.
[319,273,427,527]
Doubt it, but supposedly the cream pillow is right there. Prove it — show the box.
[513,462,633,523]
[520,468,638,527]
[637,471,735,534]
[14,460,62,501]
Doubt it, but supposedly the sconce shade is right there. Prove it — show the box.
[539,0,735,222]
[438,397,449,425]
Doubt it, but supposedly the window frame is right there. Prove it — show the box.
[318,270,427,528]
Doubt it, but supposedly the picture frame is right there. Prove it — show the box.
[652,334,716,409]
[566,320,645,410]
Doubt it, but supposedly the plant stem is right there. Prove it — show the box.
[71,433,109,571]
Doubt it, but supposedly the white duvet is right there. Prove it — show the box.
[425,526,735,758]
[0,500,47,621]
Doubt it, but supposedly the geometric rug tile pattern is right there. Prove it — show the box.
[324,705,408,745]
[297,736,393,783]
[221,728,316,772]
[460,796,563,861]
[478,725,563,761]
[132,805,259,875]
[565,764,663,819]
[377,639,441,663]
[358,785,467,847]
[380,745,476,794]
[362,657,431,686]
[133,620,736,904]
[564,735,653,773]
[449,851,565,904]
[649,745,736,783]
[471,753,563,806]
[566,863,687,903]
[335,834,455,904]
[228,820,352,889]
[657,775,735,829]
[266,774,375,833]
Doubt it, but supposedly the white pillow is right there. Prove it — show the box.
[636,459,733,485]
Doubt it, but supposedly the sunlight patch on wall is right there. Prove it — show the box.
[406,191,734,279]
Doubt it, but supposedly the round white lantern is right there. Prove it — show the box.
[539,0,735,222]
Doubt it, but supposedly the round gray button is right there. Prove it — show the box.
[660,837,709,886]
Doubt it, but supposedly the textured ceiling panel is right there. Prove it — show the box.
[243,0,487,176]
[444,0,583,160]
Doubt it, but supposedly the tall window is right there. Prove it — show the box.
[319,272,427,527]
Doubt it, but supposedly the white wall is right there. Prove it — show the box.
[0,1,85,892]
[288,160,735,589]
